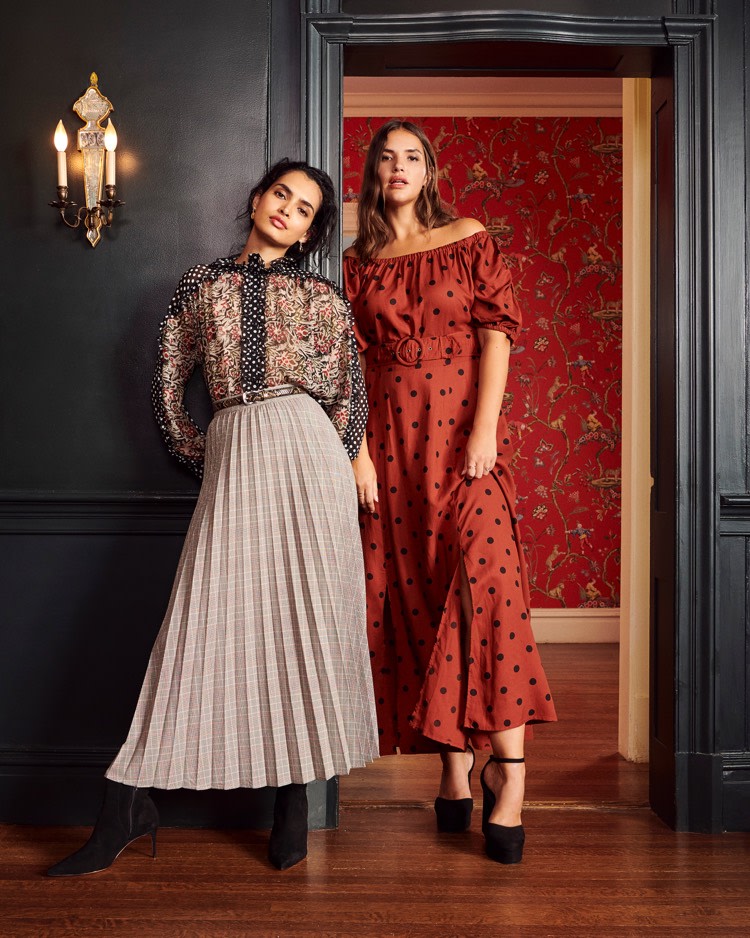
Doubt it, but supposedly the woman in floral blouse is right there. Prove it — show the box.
[48,159,379,877]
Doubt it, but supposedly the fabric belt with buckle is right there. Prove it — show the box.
[214,384,305,412]
[364,330,480,367]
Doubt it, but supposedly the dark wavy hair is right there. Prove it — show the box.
[352,120,456,263]
[240,158,338,261]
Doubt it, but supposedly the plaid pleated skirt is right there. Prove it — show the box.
[106,393,379,789]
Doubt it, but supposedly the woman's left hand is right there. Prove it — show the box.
[461,427,497,479]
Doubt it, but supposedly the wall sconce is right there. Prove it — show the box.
[50,73,124,247]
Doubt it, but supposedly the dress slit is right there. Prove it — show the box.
[409,472,555,751]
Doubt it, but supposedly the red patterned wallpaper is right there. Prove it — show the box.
[343,116,623,609]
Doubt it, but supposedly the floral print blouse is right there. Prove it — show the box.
[152,253,367,477]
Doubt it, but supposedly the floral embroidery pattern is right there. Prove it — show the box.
[153,256,367,476]
[344,115,622,608]
[265,273,356,438]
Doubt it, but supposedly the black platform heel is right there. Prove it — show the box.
[434,745,475,832]
[46,779,159,877]
[480,755,525,864]
[268,782,308,870]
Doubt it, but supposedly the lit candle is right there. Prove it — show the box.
[54,120,68,188]
[104,119,118,186]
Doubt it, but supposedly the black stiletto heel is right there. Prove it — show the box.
[480,755,525,864]
[46,780,159,877]
[434,745,475,832]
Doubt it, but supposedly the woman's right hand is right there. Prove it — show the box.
[352,452,378,514]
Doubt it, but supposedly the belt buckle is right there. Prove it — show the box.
[241,390,257,405]
[394,335,424,366]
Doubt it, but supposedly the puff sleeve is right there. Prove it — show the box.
[470,235,523,345]
[342,254,370,353]
[308,278,368,460]
[151,267,207,479]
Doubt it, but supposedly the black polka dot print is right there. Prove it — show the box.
[344,232,557,755]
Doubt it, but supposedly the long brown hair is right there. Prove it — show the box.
[352,119,456,263]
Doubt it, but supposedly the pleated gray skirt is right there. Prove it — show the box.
[106,393,379,789]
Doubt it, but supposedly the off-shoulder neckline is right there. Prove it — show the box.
[344,230,487,266]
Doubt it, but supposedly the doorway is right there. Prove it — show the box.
[282,7,717,830]
[338,70,651,807]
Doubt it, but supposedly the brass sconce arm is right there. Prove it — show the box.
[49,184,124,243]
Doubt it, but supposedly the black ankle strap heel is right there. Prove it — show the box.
[479,755,526,864]
[434,745,475,833]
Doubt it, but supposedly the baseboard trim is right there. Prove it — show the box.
[531,608,620,643]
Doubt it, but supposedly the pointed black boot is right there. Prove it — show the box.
[268,782,308,871]
[46,779,159,877]
[434,745,475,832]
[480,755,526,864]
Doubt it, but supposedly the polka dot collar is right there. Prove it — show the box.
[216,253,301,275]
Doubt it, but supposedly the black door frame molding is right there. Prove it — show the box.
[270,3,719,831]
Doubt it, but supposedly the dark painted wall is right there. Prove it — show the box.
[0,1,268,494]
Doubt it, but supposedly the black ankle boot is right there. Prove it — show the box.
[46,779,159,877]
[268,782,308,871]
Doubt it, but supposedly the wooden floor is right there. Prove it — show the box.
[3,645,750,937]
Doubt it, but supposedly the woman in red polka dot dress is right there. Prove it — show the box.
[344,120,557,864]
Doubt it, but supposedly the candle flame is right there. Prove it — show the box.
[104,119,118,152]
[54,120,68,152]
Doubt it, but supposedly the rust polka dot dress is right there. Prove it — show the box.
[344,231,557,755]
